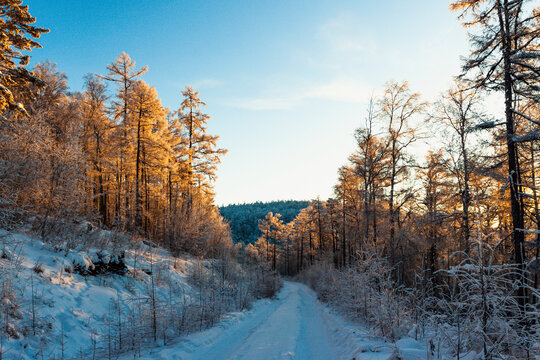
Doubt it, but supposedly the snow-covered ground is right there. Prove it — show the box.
[1,227,446,360]
[0,228,199,360]
[132,281,433,360]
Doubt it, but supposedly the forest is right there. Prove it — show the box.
[220,200,309,244]
[0,2,283,359]
[0,42,231,258]
[1,0,540,359]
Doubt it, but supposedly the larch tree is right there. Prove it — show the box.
[291,207,313,271]
[129,80,168,231]
[174,86,227,217]
[325,198,342,267]
[81,74,112,225]
[312,198,326,258]
[147,110,175,237]
[27,63,85,236]
[432,83,485,255]
[518,101,540,295]
[257,212,285,271]
[418,150,453,291]
[350,98,391,248]
[333,164,360,264]
[101,52,148,228]
[0,0,48,113]
[379,80,426,266]
[451,0,540,310]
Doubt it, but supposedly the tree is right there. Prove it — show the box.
[350,98,390,248]
[256,212,284,271]
[0,62,88,235]
[334,165,360,264]
[325,198,342,267]
[129,80,168,230]
[291,207,313,272]
[174,86,227,216]
[0,0,48,112]
[432,83,485,255]
[518,101,540,295]
[451,0,540,311]
[101,52,148,228]
[379,80,425,266]
[312,198,326,258]
[418,150,452,290]
[81,74,112,225]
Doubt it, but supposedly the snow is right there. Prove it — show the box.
[2,228,438,360]
[130,281,432,360]
[0,229,198,360]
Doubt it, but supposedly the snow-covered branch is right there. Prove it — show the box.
[511,131,540,143]
[469,120,505,131]
[511,108,540,126]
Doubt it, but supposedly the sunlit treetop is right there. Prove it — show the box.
[0,0,49,113]
[449,0,540,101]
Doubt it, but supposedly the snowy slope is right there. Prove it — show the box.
[131,281,437,360]
[0,228,199,360]
[2,228,451,360]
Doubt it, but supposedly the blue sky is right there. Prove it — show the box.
[28,0,471,205]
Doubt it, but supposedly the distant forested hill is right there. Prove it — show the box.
[219,200,309,244]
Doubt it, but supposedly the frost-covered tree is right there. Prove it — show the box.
[451,0,540,310]
[417,150,453,291]
[0,0,48,112]
[81,74,112,225]
[256,212,285,271]
[349,99,391,249]
[129,80,168,231]
[101,52,147,228]
[379,80,426,269]
[431,84,486,255]
[173,86,227,217]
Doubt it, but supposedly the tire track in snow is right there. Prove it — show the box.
[295,283,340,360]
[193,282,301,360]
[134,281,385,360]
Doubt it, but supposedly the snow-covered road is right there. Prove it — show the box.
[194,281,340,360]
[134,281,428,360]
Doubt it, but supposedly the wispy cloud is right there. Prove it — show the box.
[222,14,380,111]
[190,78,224,89]
[223,78,376,111]
[304,78,376,103]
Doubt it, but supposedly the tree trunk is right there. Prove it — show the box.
[300,233,304,271]
[342,197,347,267]
[460,130,471,256]
[499,0,527,311]
[135,110,143,229]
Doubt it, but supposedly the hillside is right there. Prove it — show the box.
[219,200,309,244]
[0,225,279,359]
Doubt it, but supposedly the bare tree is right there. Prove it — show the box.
[431,84,486,255]
[379,80,426,267]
